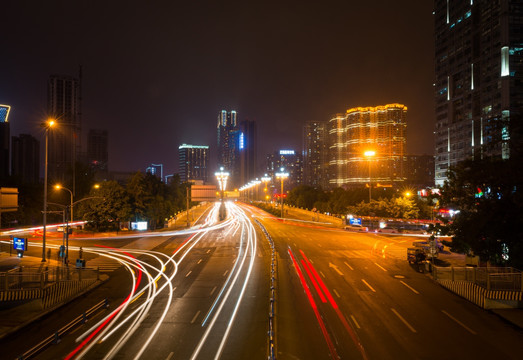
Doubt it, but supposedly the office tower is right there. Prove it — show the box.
[239,120,257,186]
[405,154,435,189]
[434,0,523,185]
[0,105,10,180]
[146,164,163,180]
[328,113,347,188]
[11,134,40,184]
[87,129,108,180]
[217,110,240,186]
[178,144,209,183]
[345,104,407,186]
[266,149,303,188]
[303,121,328,189]
[47,74,81,184]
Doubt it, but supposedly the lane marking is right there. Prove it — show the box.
[329,262,344,276]
[344,261,354,270]
[350,314,361,329]
[197,259,203,264]
[185,271,192,277]
[400,280,420,294]
[223,270,229,276]
[374,262,388,272]
[191,310,201,324]
[361,279,376,292]
[206,249,211,254]
[442,310,477,335]
[391,308,417,333]
[333,289,341,298]
[210,286,217,296]
[165,352,174,360]
[320,271,326,278]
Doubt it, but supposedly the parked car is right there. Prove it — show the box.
[376,227,401,234]
[344,224,368,232]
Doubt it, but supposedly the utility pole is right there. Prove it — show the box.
[186,185,190,227]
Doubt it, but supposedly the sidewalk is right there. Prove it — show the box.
[0,251,62,272]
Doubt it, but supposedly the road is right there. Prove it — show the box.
[2,201,523,359]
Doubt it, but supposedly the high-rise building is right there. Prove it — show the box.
[266,149,303,188]
[328,114,347,188]
[217,110,240,186]
[405,154,435,189]
[11,134,40,184]
[146,164,163,180]
[239,120,257,186]
[178,144,209,183]
[303,121,328,189]
[434,0,523,185]
[0,105,11,180]
[345,104,407,186]
[87,129,108,180]
[47,74,81,184]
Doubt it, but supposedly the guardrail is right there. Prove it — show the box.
[17,298,109,360]
[433,266,522,291]
[1,266,100,291]
[255,219,277,360]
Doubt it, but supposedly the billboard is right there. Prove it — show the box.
[13,237,27,251]
[191,185,218,201]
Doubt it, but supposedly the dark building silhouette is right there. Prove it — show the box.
[11,134,40,184]
[239,120,257,186]
[0,105,10,180]
[178,144,209,183]
[266,149,303,189]
[87,129,108,180]
[405,154,435,189]
[303,121,328,189]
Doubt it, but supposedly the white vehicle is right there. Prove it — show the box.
[377,227,401,234]
[344,224,368,232]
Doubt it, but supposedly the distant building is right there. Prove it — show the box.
[0,104,11,180]
[239,120,257,186]
[87,129,108,180]
[266,149,303,188]
[178,144,209,183]
[11,134,40,184]
[146,164,163,180]
[434,0,523,185]
[47,74,82,184]
[328,113,347,188]
[217,110,240,187]
[405,154,435,189]
[303,121,328,189]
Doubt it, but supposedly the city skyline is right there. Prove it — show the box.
[0,1,435,176]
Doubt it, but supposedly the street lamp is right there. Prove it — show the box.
[55,184,73,222]
[275,168,289,219]
[42,119,55,262]
[215,167,229,201]
[364,150,376,203]
[261,174,271,202]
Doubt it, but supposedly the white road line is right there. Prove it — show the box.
[400,280,420,294]
[206,249,211,254]
[210,286,217,296]
[320,271,326,278]
[344,261,354,270]
[333,289,341,298]
[197,259,203,264]
[223,270,229,276]
[374,262,388,272]
[185,271,192,277]
[361,279,376,292]
[350,314,361,329]
[442,310,477,335]
[165,352,174,360]
[391,308,417,333]
[310,258,314,264]
[191,310,201,324]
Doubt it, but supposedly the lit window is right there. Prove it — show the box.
[501,46,510,77]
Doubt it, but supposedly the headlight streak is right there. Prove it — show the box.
[190,202,257,360]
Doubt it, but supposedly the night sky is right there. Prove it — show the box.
[1,1,435,177]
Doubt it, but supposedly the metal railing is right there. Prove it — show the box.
[17,299,109,360]
[433,266,522,291]
[1,266,100,291]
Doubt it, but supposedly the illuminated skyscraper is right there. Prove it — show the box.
[178,144,209,183]
[328,113,347,187]
[266,150,303,188]
[217,110,240,186]
[47,74,81,185]
[434,0,523,185]
[345,104,407,186]
[239,120,257,186]
[303,121,328,189]
[0,105,11,180]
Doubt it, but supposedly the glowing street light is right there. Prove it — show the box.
[261,174,271,202]
[215,167,229,201]
[364,150,376,203]
[275,168,289,219]
[55,184,73,222]
[41,118,56,262]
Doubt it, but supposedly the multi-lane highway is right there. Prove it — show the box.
[2,201,522,359]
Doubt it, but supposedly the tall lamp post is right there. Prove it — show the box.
[215,167,229,201]
[275,168,289,219]
[55,185,73,222]
[364,150,376,203]
[42,119,55,262]
[261,174,271,202]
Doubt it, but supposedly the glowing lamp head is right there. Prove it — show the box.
[364,150,376,157]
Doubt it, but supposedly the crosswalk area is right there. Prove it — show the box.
[86,256,122,273]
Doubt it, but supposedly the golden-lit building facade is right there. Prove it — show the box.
[345,104,407,186]
[328,113,347,187]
